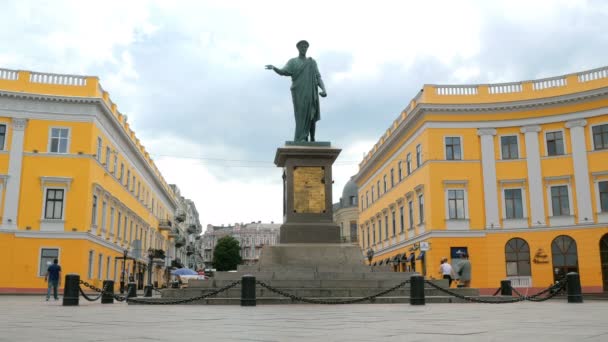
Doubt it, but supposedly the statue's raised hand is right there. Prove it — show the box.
[319,91,327,97]
[265,65,274,70]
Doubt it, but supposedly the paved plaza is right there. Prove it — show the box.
[0,296,607,341]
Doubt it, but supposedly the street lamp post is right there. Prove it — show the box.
[120,248,128,294]
[144,248,154,297]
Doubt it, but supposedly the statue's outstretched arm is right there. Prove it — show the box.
[265,65,290,76]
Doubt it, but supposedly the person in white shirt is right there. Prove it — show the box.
[438,257,455,287]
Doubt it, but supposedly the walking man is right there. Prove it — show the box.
[45,258,61,301]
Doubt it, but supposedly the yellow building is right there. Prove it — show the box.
[354,66,608,294]
[0,68,178,293]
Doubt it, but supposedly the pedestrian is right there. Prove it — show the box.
[454,253,472,287]
[45,258,61,301]
[438,257,455,287]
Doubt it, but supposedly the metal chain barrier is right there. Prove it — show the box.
[491,287,501,296]
[78,282,110,302]
[511,281,567,302]
[126,280,242,305]
[256,279,411,304]
[79,280,128,302]
[424,279,568,303]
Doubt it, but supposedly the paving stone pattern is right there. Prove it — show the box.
[0,296,607,342]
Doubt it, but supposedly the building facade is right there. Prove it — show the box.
[200,222,280,268]
[0,68,180,293]
[354,66,608,293]
[170,184,203,271]
[333,177,359,243]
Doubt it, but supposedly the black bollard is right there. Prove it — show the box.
[144,285,153,297]
[127,282,137,298]
[101,280,114,304]
[241,275,256,306]
[62,274,80,306]
[500,280,512,296]
[410,274,425,305]
[566,272,583,303]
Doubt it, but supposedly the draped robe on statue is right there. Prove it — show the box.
[280,57,322,142]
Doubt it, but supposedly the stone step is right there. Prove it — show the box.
[160,287,478,299]
[189,278,443,289]
[132,295,491,305]
[213,271,413,281]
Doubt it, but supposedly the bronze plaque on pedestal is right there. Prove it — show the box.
[293,166,326,213]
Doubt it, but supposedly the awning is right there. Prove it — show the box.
[384,258,391,265]
[416,251,426,260]
[378,260,384,265]
[406,253,415,262]
[393,254,403,262]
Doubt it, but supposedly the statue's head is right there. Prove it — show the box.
[296,40,309,54]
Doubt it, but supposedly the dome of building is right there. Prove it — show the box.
[341,177,358,207]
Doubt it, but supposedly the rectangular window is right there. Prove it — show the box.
[377,181,380,197]
[445,137,462,160]
[398,161,402,181]
[105,146,110,169]
[0,124,6,150]
[39,248,59,276]
[109,207,115,235]
[129,221,133,242]
[117,212,122,238]
[408,201,414,229]
[600,181,608,212]
[97,137,102,161]
[114,258,118,282]
[91,195,98,226]
[44,189,64,219]
[406,153,412,175]
[551,185,570,216]
[371,187,375,202]
[391,211,396,236]
[416,144,422,167]
[120,164,124,182]
[546,131,565,156]
[365,191,369,208]
[390,169,394,187]
[101,201,107,232]
[123,217,128,241]
[367,225,371,247]
[49,128,69,153]
[132,176,136,192]
[97,254,103,279]
[504,189,524,219]
[384,215,388,239]
[113,155,118,175]
[383,175,387,193]
[88,251,94,279]
[418,194,424,224]
[399,206,404,232]
[501,136,519,159]
[137,182,140,198]
[378,219,382,241]
[106,256,110,280]
[592,124,608,150]
[448,189,466,219]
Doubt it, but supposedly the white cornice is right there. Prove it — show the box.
[0,89,177,209]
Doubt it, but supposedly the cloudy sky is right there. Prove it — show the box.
[1,0,607,228]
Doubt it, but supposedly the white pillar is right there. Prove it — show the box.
[477,128,499,229]
[521,125,545,226]
[2,118,27,229]
[566,119,593,224]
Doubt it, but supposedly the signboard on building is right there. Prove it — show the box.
[420,241,430,251]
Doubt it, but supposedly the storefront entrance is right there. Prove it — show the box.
[551,235,578,283]
[600,234,608,292]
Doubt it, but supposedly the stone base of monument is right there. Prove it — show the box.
[157,243,480,304]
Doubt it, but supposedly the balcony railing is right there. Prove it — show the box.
[159,219,172,231]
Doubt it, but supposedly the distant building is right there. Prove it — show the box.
[333,177,359,243]
[169,185,203,271]
[200,222,280,267]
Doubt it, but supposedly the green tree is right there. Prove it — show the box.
[212,236,242,271]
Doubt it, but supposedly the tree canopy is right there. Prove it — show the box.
[212,236,242,271]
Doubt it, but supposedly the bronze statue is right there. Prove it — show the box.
[266,40,327,142]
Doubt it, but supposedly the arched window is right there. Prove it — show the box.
[551,235,578,281]
[505,238,531,276]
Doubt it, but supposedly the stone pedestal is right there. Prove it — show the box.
[274,143,341,243]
